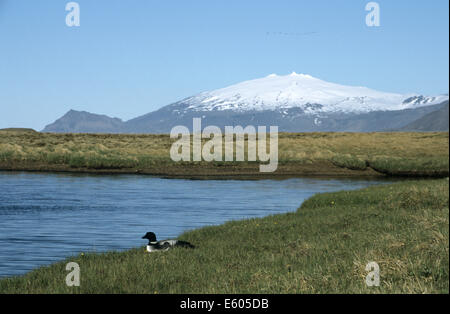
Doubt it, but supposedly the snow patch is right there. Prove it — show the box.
[181,73,448,114]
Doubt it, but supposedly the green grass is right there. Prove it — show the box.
[1,179,448,294]
[369,157,449,177]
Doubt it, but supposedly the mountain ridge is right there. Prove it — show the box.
[398,101,449,132]
[42,74,449,133]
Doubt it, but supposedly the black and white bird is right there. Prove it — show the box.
[142,232,195,252]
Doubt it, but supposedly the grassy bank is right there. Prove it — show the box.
[0,131,448,178]
[1,179,448,294]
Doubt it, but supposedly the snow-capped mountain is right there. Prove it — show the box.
[43,73,449,133]
[180,72,448,114]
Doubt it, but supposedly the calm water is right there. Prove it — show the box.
[0,171,390,278]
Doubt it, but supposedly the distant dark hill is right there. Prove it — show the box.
[398,101,449,132]
[42,110,124,133]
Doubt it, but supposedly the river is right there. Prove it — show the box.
[0,171,392,277]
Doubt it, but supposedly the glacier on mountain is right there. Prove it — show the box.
[181,73,448,114]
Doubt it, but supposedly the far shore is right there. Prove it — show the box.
[0,131,448,179]
[0,160,387,180]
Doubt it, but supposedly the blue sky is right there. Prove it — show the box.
[0,0,448,130]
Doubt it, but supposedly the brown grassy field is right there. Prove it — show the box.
[0,131,448,178]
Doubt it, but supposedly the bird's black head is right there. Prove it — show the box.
[142,232,157,242]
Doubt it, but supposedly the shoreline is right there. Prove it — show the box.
[0,178,448,293]
[0,178,406,279]
[0,167,449,180]
[0,173,394,280]
[0,163,447,180]
[0,162,386,180]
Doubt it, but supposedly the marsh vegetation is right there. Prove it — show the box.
[0,131,448,178]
